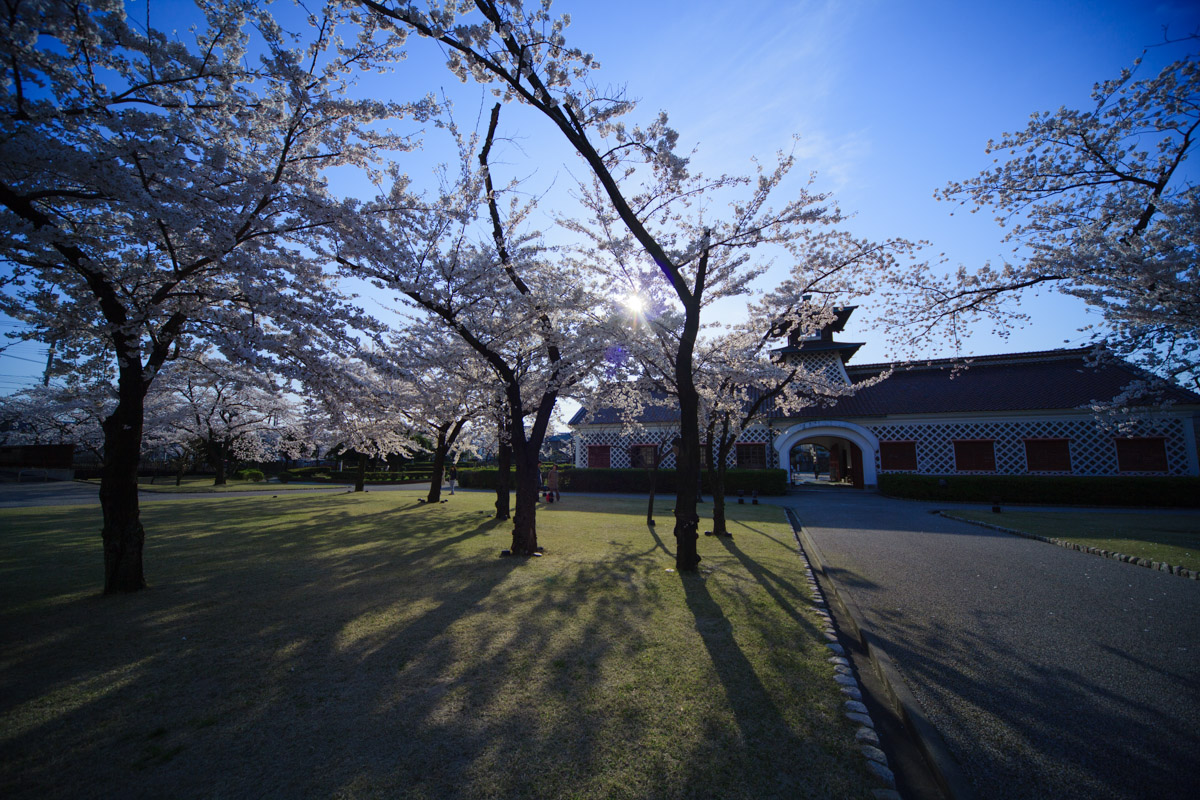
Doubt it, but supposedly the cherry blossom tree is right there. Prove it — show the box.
[0,381,109,461]
[145,353,300,486]
[326,104,613,556]
[374,325,492,503]
[0,1,425,592]
[602,233,902,536]
[354,0,927,570]
[300,355,419,493]
[902,47,1199,393]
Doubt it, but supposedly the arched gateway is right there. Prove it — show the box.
[774,420,879,489]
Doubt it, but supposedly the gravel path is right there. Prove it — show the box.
[778,489,1200,800]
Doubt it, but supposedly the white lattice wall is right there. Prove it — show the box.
[867,416,1192,476]
[577,414,1195,476]
[783,351,849,387]
[575,426,780,469]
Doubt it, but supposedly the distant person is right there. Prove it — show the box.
[448,464,457,495]
[547,464,560,501]
[813,464,821,481]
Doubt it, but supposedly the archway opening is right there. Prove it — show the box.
[787,437,865,489]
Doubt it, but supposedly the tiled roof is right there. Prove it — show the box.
[570,349,1200,425]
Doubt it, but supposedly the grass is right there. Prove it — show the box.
[950,510,1200,571]
[79,476,340,493]
[0,491,875,800]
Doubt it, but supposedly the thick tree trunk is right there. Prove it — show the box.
[509,451,540,555]
[673,298,703,571]
[506,387,557,556]
[354,452,368,492]
[100,383,147,594]
[427,430,449,503]
[711,459,731,536]
[213,443,227,486]
[495,437,511,520]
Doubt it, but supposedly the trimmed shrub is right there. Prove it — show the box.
[233,468,265,483]
[457,467,788,495]
[878,474,1200,507]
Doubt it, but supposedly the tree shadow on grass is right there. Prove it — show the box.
[0,494,871,800]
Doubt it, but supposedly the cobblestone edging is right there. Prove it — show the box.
[938,512,1199,580]
[791,528,903,800]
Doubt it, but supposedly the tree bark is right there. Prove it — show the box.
[354,452,368,492]
[673,294,704,571]
[505,387,557,556]
[495,436,511,520]
[710,419,734,536]
[427,428,448,503]
[510,447,540,555]
[100,376,148,594]
[211,440,227,486]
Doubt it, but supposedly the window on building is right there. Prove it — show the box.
[587,445,610,469]
[879,441,918,471]
[1024,439,1071,472]
[736,443,767,470]
[629,444,659,469]
[1115,437,1168,473]
[953,440,996,472]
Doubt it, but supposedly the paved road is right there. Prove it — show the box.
[779,489,1200,800]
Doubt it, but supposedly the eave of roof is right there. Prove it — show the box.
[569,348,1200,426]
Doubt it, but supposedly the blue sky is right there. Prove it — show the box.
[2,0,1197,392]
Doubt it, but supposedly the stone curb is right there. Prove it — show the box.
[937,512,1199,580]
[786,509,975,800]
[785,511,901,796]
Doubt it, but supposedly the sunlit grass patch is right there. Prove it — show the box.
[0,491,875,799]
[952,510,1200,570]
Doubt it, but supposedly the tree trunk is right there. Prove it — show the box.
[506,388,557,556]
[510,450,540,555]
[214,452,227,486]
[711,421,734,536]
[427,429,449,503]
[354,452,367,492]
[673,301,703,571]
[100,380,147,594]
[208,439,227,486]
[495,417,511,520]
[646,441,664,525]
[646,461,658,525]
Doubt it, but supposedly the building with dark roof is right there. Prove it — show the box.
[569,309,1200,488]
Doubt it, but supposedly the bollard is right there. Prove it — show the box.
[752,489,759,505]
[737,489,744,504]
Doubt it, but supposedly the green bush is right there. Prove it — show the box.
[877,474,1200,507]
[233,468,265,483]
[457,467,787,495]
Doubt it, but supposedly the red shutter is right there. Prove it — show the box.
[1115,438,1167,473]
[1024,439,1071,472]
[879,441,918,471]
[953,440,996,472]
[587,445,610,469]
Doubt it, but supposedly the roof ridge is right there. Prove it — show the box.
[847,346,1096,372]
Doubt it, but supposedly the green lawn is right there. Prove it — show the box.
[0,491,875,800]
[89,476,336,493]
[951,510,1200,571]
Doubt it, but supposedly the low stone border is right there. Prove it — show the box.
[938,512,1199,580]
[787,515,902,799]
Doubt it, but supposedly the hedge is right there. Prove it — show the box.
[457,467,788,495]
[277,469,431,484]
[877,474,1200,508]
